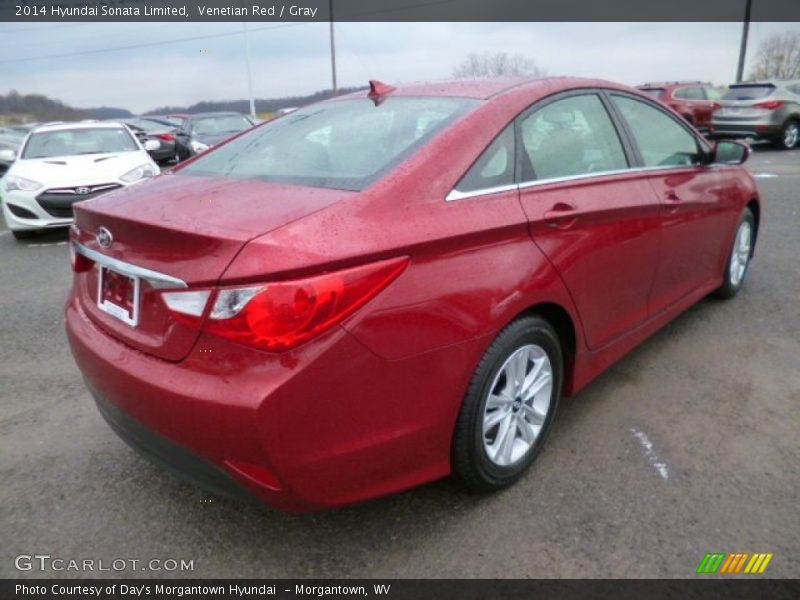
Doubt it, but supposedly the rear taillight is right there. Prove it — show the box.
[161,257,408,352]
[753,100,784,110]
[162,290,211,327]
[69,244,95,273]
[157,133,176,141]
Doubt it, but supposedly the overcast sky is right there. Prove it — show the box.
[1,21,798,113]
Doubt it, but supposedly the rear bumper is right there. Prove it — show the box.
[148,145,175,162]
[66,291,477,511]
[709,121,782,140]
[89,380,258,504]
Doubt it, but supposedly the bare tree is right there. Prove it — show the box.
[453,51,546,78]
[748,31,800,81]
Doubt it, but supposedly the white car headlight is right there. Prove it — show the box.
[5,175,43,192]
[190,140,210,153]
[120,164,157,183]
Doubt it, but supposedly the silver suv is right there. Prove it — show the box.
[711,80,800,150]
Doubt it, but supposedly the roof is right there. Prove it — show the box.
[339,76,625,101]
[184,112,247,118]
[31,121,128,133]
[638,81,710,88]
[731,79,800,86]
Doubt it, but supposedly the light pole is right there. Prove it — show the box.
[735,0,752,83]
[329,0,338,95]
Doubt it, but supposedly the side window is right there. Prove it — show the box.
[611,95,702,167]
[453,124,515,193]
[518,94,628,181]
[705,86,723,101]
[675,87,704,100]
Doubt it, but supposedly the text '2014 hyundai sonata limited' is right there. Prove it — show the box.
[66,78,759,511]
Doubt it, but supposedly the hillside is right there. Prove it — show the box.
[0,86,367,125]
[0,90,86,124]
[143,86,366,115]
[0,91,134,124]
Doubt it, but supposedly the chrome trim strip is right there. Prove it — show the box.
[516,165,691,190]
[446,183,518,202]
[73,242,188,290]
[445,164,705,201]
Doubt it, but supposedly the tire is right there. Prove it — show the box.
[11,229,36,240]
[715,208,755,299]
[452,316,563,491]
[776,120,799,150]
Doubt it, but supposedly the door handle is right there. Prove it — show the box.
[664,191,682,212]
[544,202,578,229]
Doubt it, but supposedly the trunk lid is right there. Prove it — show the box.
[72,173,352,361]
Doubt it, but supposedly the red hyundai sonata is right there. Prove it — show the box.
[66,77,759,511]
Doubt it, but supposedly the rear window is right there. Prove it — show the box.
[181,97,478,191]
[722,85,775,100]
[126,119,164,132]
[0,128,26,143]
[639,88,665,100]
[191,115,252,136]
[22,128,139,159]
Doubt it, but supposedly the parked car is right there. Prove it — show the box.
[0,122,159,240]
[173,112,256,160]
[637,81,722,132]
[0,123,38,177]
[710,80,800,149]
[66,77,758,511]
[110,118,178,163]
[145,114,188,128]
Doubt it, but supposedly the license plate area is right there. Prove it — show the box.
[98,265,140,326]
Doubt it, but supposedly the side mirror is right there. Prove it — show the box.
[144,139,160,152]
[0,148,16,162]
[714,140,749,165]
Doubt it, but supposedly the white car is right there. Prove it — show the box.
[0,122,160,240]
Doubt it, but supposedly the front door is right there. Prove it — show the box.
[516,92,661,351]
[608,93,739,313]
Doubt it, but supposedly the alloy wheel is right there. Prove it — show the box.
[729,220,752,287]
[784,122,799,149]
[482,344,553,467]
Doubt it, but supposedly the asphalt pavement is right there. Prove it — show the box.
[1,147,798,579]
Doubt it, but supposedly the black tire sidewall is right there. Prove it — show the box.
[454,317,563,490]
[780,120,799,150]
[718,208,755,298]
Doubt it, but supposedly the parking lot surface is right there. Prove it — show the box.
[1,147,798,578]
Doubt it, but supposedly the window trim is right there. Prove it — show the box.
[445,87,712,202]
[449,123,517,198]
[513,89,635,184]
[603,90,712,168]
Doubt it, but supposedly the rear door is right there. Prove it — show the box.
[607,92,740,313]
[516,92,661,350]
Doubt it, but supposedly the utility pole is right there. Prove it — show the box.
[242,21,256,118]
[735,0,752,83]
[329,0,338,95]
